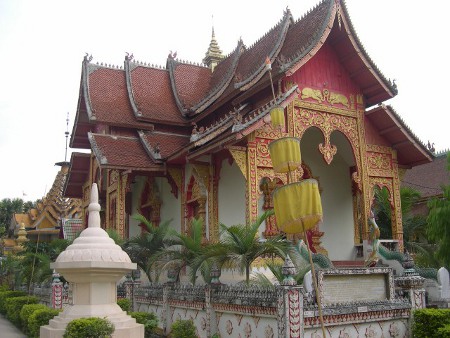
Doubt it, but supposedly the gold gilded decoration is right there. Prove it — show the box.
[301,87,324,103]
[228,146,248,180]
[356,94,364,106]
[369,154,391,169]
[256,139,272,167]
[367,144,393,154]
[192,164,210,192]
[293,108,359,167]
[247,140,258,222]
[300,87,351,109]
[327,90,350,108]
[294,99,356,118]
[167,167,183,192]
[118,173,127,238]
[318,141,337,165]
[352,171,362,192]
[349,94,355,110]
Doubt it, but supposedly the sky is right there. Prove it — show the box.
[0,0,449,202]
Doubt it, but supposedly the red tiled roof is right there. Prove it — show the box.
[139,131,190,159]
[88,133,161,171]
[365,105,433,167]
[88,66,139,126]
[277,0,332,73]
[129,64,186,124]
[169,61,212,111]
[234,9,292,90]
[402,153,449,198]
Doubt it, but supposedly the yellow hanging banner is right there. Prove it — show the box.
[268,137,301,173]
[273,179,322,234]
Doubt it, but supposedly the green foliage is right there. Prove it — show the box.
[20,303,47,335]
[117,298,131,312]
[170,319,196,338]
[412,308,450,337]
[129,311,158,337]
[0,198,26,233]
[63,317,115,338]
[28,307,60,338]
[123,215,172,282]
[195,210,290,284]
[159,217,208,284]
[427,153,450,268]
[18,238,70,285]
[0,290,27,314]
[438,324,450,337]
[5,295,38,326]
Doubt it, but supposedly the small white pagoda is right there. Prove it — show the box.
[40,183,143,338]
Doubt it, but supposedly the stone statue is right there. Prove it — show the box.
[365,210,380,267]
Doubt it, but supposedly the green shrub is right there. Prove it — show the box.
[63,317,115,338]
[413,308,450,337]
[117,298,131,312]
[20,303,47,335]
[438,324,450,338]
[5,295,38,326]
[28,307,60,338]
[129,311,158,337]
[170,319,196,338]
[0,290,26,314]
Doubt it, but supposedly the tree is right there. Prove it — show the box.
[19,239,70,286]
[196,211,290,285]
[427,153,450,269]
[0,198,36,236]
[122,214,172,282]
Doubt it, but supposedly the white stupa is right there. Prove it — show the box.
[40,183,144,338]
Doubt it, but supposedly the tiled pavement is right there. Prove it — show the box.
[0,314,26,338]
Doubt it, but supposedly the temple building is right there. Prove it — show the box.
[64,0,433,263]
[9,162,82,243]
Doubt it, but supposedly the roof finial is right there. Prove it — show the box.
[64,112,69,162]
[203,16,225,71]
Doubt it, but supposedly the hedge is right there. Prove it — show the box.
[170,319,197,338]
[63,317,114,338]
[129,311,158,337]
[0,290,27,314]
[5,295,38,327]
[28,307,60,338]
[20,303,48,335]
[117,298,131,312]
[438,324,450,338]
[413,308,450,337]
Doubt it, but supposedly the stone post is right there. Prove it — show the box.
[277,256,304,338]
[162,283,171,335]
[51,271,63,309]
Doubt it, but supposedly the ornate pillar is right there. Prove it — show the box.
[246,134,258,223]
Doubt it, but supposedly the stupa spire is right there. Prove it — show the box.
[203,24,225,71]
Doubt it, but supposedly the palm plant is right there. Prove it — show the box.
[122,214,172,282]
[195,210,290,285]
[157,218,209,284]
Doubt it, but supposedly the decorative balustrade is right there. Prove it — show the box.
[170,284,205,303]
[211,284,277,308]
[134,283,164,303]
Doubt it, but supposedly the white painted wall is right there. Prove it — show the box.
[300,128,355,260]
[156,177,181,234]
[128,175,146,238]
[218,159,246,228]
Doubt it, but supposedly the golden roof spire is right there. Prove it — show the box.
[203,23,225,71]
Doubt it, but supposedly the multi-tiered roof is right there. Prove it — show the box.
[65,0,431,198]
